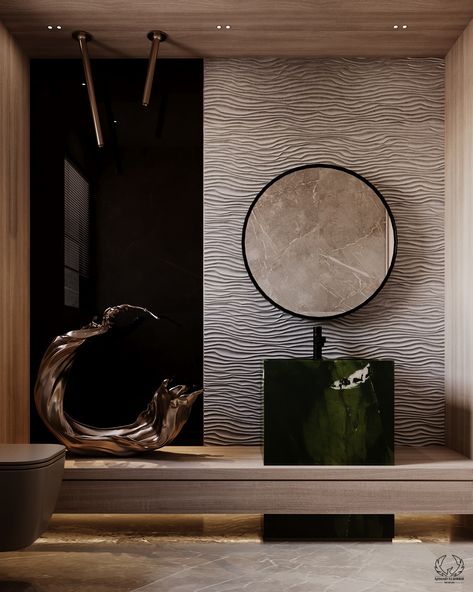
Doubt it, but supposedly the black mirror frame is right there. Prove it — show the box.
[241,163,398,321]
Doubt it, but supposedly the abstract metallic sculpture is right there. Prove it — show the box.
[34,304,202,456]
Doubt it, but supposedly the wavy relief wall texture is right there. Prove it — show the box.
[204,58,444,446]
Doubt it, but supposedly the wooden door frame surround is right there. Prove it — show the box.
[1,13,473,525]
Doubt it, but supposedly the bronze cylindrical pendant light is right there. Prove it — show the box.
[72,30,104,147]
[142,30,167,107]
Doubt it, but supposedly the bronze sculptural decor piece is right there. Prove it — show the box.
[34,304,202,456]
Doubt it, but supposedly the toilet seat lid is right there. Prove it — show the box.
[0,444,65,469]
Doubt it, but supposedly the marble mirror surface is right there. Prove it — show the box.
[242,164,396,319]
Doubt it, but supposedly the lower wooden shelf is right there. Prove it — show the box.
[56,445,473,514]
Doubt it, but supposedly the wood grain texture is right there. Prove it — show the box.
[0,1,472,58]
[204,58,445,446]
[56,479,473,514]
[58,445,473,514]
[63,445,473,481]
[446,20,473,460]
[0,21,29,443]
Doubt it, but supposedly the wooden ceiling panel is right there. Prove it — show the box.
[1,0,472,58]
[7,29,462,59]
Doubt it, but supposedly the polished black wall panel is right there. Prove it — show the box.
[30,59,203,444]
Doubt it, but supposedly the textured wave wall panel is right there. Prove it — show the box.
[204,58,445,446]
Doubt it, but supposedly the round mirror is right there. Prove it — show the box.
[242,164,397,319]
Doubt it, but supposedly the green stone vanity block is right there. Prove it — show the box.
[263,514,394,541]
[264,358,394,466]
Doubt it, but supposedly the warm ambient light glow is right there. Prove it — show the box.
[393,25,399,29]
[216,25,222,29]
[47,25,53,30]
[225,25,231,29]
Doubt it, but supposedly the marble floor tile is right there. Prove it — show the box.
[0,515,471,592]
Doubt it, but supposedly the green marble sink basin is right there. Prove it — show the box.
[264,358,394,466]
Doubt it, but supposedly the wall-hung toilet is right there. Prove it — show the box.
[0,444,65,551]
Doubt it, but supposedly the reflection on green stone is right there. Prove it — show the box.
[264,359,394,466]
[263,514,394,540]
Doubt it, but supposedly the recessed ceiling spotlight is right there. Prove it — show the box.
[81,82,86,86]
[113,120,118,124]
[393,24,399,29]
[216,25,222,30]
[402,24,408,29]
[47,25,53,30]
[225,25,231,29]
[56,25,62,30]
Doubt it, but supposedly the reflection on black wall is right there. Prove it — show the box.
[30,59,203,444]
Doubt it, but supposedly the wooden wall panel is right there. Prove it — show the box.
[446,19,473,459]
[0,21,29,443]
